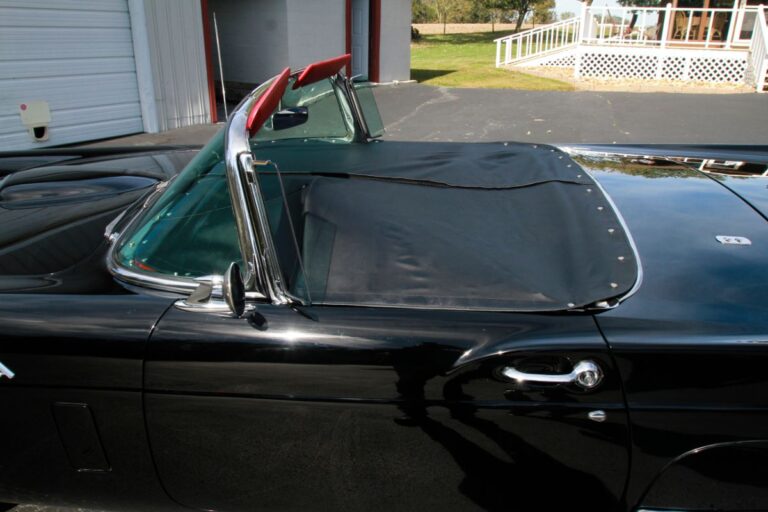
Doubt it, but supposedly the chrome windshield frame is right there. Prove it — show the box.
[224,79,291,305]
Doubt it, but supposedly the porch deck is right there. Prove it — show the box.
[494,4,768,91]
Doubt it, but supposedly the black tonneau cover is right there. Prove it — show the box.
[260,141,639,311]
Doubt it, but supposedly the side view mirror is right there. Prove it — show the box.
[223,262,245,317]
[272,107,309,131]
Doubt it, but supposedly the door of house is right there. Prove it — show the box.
[351,0,369,77]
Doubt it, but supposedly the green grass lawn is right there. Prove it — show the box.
[411,31,573,91]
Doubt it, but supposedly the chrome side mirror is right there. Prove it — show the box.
[224,262,246,317]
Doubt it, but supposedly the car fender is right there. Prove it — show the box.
[636,440,768,511]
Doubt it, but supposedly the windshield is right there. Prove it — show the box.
[114,128,242,282]
[111,70,371,290]
[252,76,356,143]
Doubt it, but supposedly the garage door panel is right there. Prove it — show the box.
[0,116,143,149]
[0,7,130,28]
[0,27,135,60]
[0,102,141,136]
[0,0,128,12]
[0,0,143,149]
[0,57,135,80]
[0,74,140,117]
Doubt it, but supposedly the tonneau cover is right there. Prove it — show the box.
[255,141,639,311]
[253,140,594,188]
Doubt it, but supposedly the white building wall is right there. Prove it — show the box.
[285,0,346,72]
[207,0,289,84]
[379,0,411,82]
[0,0,144,149]
[208,0,412,85]
[133,0,211,132]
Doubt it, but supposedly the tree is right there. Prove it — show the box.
[478,0,516,32]
[509,0,538,32]
[560,10,576,21]
[412,0,434,23]
[532,0,555,25]
[432,0,465,34]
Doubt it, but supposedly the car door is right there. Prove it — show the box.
[144,304,630,512]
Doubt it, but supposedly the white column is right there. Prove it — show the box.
[725,3,737,48]
[660,3,672,48]
[579,2,589,42]
[127,0,160,133]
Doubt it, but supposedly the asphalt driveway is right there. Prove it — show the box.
[85,83,768,149]
[374,84,768,145]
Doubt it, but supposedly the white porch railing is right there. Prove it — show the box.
[583,4,759,49]
[748,6,768,91]
[494,4,762,67]
[495,17,580,67]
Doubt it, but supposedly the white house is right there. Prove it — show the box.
[0,0,411,150]
[495,0,768,92]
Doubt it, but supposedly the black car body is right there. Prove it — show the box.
[1,55,767,512]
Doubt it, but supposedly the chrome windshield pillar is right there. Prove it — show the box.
[223,82,291,305]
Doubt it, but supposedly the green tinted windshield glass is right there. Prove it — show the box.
[115,129,243,279]
[252,77,355,142]
[113,73,370,289]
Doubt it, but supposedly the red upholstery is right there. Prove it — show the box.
[246,67,291,136]
[292,54,351,89]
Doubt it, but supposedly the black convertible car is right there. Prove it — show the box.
[1,54,767,512]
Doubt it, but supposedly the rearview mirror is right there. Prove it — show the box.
[223,262,245,317]
[272,107,309,131]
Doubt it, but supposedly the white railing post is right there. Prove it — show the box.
[579,3,589,42]
[759,5,768,91]
[725,4,737,48]
[746,5,767,91]
[660,3,672,48]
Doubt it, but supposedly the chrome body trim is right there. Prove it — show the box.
[715,235,752,246]
[588,410,607,423]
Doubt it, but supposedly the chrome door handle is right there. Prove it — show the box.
[0,361,15,380]
[501,360,603,389]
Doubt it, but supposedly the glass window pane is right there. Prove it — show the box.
[353,80,385,138]
[252,77,355,143]
[115,129,243,279]
[254,164,311,302]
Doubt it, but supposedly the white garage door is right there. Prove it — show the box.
[0,0,143,150]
